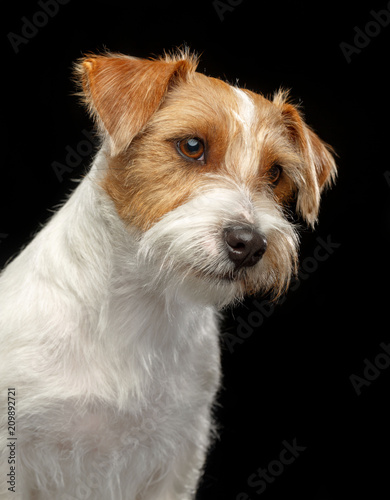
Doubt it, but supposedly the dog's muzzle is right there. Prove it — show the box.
[224,226,268,269]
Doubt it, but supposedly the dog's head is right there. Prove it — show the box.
[76,49,336,308]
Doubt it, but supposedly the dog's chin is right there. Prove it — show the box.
[192,265,245,284]
[163,263,267,310]
[175,272,245,309]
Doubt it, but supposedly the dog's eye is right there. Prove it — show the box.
[268,164,282,186]
[177,138,205,161]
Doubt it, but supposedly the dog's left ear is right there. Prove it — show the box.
[274,93,337,226]
[75,50,198,155]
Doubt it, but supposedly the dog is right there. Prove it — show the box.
[0,48,336,499]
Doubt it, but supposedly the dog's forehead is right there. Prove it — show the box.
[161,72,280,133]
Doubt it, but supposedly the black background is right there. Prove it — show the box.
[1,1,390,498]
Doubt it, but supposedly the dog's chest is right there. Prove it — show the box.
[35,305,221,458]
[55,389,201,456]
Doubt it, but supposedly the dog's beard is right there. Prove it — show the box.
[136,187,299,309]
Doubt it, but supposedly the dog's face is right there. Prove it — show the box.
[77,50,336,308]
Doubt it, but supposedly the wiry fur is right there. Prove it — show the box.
[0,49,336,499]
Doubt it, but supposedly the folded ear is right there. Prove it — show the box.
[274,91,337,226]
[75,51,198,155]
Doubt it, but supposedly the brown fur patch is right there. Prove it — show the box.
[74,51,198,154]
[273,91,337,224]
[101,73,236,231]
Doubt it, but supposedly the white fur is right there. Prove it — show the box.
[231,87,258,178]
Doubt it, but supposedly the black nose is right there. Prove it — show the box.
[224,226,267,269]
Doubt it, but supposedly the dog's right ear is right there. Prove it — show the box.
[75,51,198,155]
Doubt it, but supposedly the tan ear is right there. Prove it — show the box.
[75,51,198,155]
[274,92,337,226]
